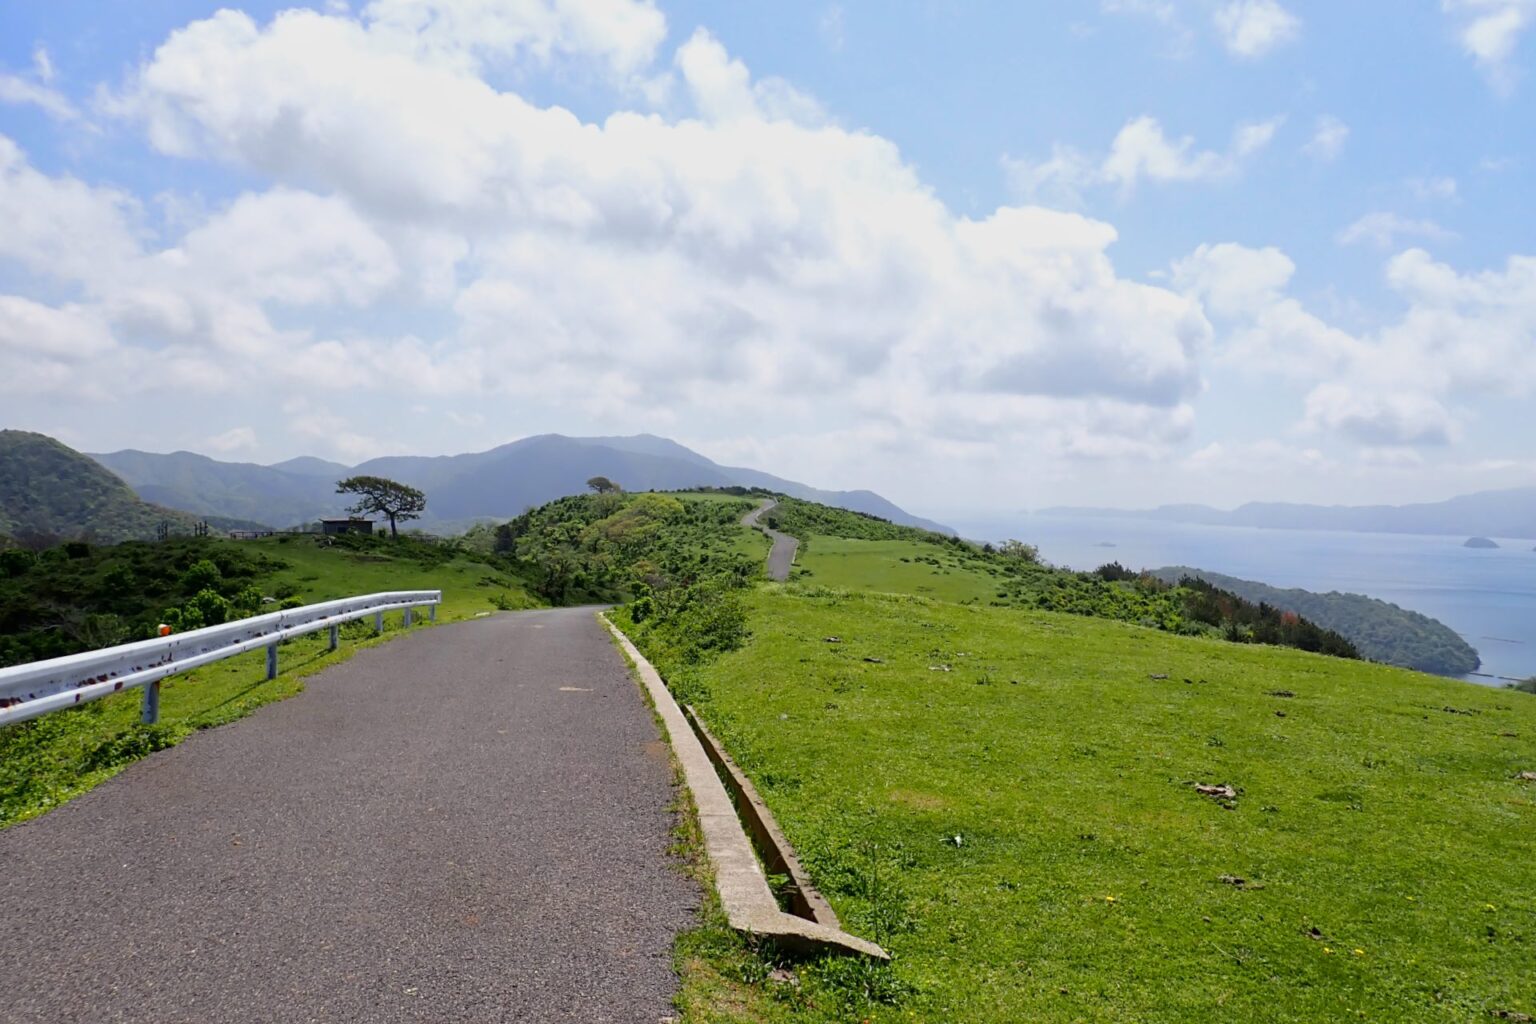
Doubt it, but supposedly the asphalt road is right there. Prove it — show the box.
[742,499,799,582]
[0,607,697,1023]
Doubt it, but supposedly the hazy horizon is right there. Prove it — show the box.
[3,2,1533,513]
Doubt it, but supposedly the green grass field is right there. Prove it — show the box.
[243,535,539,619]
[667,586,1536,1023]
[794,535,1002,604]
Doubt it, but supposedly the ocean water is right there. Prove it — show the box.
[943,514,1536,687]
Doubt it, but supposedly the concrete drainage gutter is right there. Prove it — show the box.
[602,615,888,961]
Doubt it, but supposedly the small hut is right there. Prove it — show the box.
[319,518,374,536]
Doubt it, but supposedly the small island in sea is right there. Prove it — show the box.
[1464,537,1500,549]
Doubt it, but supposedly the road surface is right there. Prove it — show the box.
[0,607,697,1023]
[742,499,799,582]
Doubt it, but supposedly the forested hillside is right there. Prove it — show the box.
[0,431,212,544]
[1152,566,1480,676]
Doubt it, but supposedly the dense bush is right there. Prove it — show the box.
[0,538,278,667]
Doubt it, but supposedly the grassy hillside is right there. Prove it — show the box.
[577,494,1536,1021]
[1153,566,1481,677]
[0,430,214,544]
[640,587,1535,1023]
[769,498,1362,661]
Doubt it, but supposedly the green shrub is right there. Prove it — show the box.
[0,548,36,578]
[178,558,222,592]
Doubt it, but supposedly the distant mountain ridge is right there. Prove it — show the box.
[1042,486,1536,540]
[89,433,952,534]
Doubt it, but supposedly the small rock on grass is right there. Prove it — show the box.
[1218,874,1265,890]
[1191,782,1239,808]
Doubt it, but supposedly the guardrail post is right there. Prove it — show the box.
[374,612,384,634]
[140,680,161,725]
[404,608,414,628]
[266,643,279,680]
[429,603,437,623]
[328,623,339,651]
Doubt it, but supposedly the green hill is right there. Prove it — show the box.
[582,494,1533,1023]
[1151,566,1480,677]
[0,430,212,544]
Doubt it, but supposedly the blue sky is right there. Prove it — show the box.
[1,1,1532,516]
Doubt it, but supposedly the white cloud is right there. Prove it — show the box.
[0,296,115,360]
[0,70,79,122]
[1408,175,1459,201]
[0,135,142,281]
[819,5,845,51]
[32,46,55,84]
[1105,0,1298,59]
[1302,114,1349,162]
[1213,0,1301,58]
[206,426,258,453]
[1007,115,1280,202]
[1443,0,1536,92]
[1175,240,1536,448]
[1302,384,1460,446]
[1336,212,1456,249]
[1173,242,1363,375]
[360,0,667,78]
[175,189,401,306]
[0,7,1224,467]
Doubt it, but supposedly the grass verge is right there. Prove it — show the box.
[666,585,1536,1023]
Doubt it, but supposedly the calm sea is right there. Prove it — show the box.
[943,513,1536,687]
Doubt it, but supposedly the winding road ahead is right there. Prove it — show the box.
[742,499,799,582]
[0,608,697,1023]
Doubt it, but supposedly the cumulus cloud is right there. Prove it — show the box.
[1302,384,1460,446]
[1443,0,1536,92]
[0,4,1225,467]
[1175,240,1536,448]
[1006,115,1280,203]
[1213,0,1301,58]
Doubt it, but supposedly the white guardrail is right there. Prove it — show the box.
[0,591,441,729]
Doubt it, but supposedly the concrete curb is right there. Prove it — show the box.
[602,615,888,961]
[681,704,842,929]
